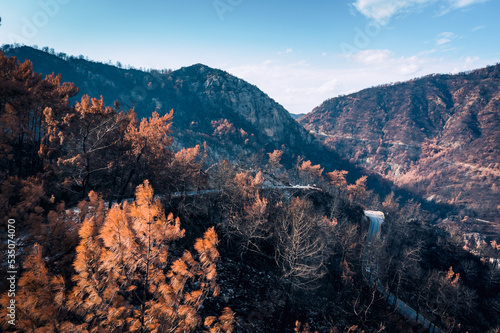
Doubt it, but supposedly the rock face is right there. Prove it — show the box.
[161,64,317,153]
[299,65,500,223]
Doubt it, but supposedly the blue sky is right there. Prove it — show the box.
[1,0,499,114]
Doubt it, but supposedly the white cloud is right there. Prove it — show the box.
[350,49,393,65]
[436,32,456,45]
[448,0,489,9]
[398,56,422,75]
[416,49,437,56]
[352,0,434,24]
[439,32,454,38]
[228,61,344,114]
[352,0,489,24]
[436,38,451,45]
[449,56,482,72]
[318,79,340,93]
[347,49,423,74]
[438,0,489,15]
[227,51,492,114]
[278,48,293,54]
[465,56,480,63]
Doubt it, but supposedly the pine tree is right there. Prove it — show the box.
[120,110,174,199]
[211,119,236,138]
[297,160,323,185]
[68,180,225,332]
[326,170,348,191]
[204,307,235,333]
[169,144,206,194]
[0,176,48,270]
[267,149,283,172]
[275,197,328,290]
[0,244,65,332]
[53,95,132,199]
[0,51,77,178]
[346,175,368,204]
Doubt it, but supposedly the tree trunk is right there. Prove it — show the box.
[140,219,152,333]
[118,153,142,203]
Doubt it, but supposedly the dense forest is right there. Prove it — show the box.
[1,51,499,332]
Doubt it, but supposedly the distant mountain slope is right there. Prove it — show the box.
[290,113,306,120]
[299,65,500,226]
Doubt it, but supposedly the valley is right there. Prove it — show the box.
[0,45,499,333]
[299,66,500,235]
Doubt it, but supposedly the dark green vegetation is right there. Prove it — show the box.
[0,46,499,332]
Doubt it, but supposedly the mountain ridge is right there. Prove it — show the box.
[2,45,357,177]
[299,64,500,229]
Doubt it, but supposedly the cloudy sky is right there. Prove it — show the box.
[1,0,499,114]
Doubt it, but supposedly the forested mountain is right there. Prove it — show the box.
[1,46,499,333]
[2,45,331,168]
[299,65,500,234]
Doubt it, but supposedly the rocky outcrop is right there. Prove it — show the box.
[162,64,317,154]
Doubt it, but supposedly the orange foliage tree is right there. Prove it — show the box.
[0,51,78,178]
[0,52,79,255]
[204,307,235,333]
[121,109,174,199]
[168,144,206,194]
[0,181,232,332]
[211,119,236,138]
[267,149,283,172]
[40,94,134,203]
[67,180,229,332]
[346,175,368,203]
[220,169,272,256]
[326,170,348,192]
[297,160,324,185]
[42,94,177,202]
[0,244,66,332]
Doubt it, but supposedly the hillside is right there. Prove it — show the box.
[2,46,500,333]
[2,45,328,168]
[3,46,473,214]
[299,65,500,232]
